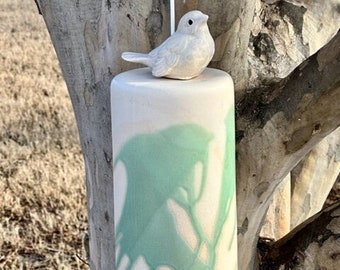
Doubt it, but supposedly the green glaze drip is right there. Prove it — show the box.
[208,107,236,267]
[223,108,237,251]
[114,114,236,270]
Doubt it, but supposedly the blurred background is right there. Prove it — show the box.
[0,1,87,268]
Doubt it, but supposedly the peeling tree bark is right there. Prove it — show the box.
[261,126,340,245]
[236,30,340,269]
[261,174,291,240]
[237,29,340,269]
[291,127,340,229]
[249,0,340,87]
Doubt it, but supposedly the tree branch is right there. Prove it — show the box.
[235,30,340,269]
[237,30,340,137]
[259,202,340,269]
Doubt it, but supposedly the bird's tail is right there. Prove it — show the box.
[121,52,151,67]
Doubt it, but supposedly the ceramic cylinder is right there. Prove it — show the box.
[111,68,237,270]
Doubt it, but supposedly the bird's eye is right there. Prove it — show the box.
[188,19,193,25]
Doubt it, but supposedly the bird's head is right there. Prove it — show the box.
[176,10,209,35]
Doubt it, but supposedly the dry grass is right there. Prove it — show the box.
[0,1,87,269]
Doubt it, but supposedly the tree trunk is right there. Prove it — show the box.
[36,1,117,268]
[35,0,340,269]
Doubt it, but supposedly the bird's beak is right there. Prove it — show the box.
[203,14,209,22]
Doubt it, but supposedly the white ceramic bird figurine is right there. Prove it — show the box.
[122,10,215,80]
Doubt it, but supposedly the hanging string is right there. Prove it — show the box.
[170,1,187,35]
[170,0,175,35]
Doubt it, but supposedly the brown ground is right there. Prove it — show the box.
[0,1,87,269]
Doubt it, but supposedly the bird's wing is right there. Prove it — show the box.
[151,34,189,77]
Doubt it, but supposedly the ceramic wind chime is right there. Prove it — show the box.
[111,2,237,269]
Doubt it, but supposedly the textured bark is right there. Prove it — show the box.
[249,0,340,87]
[259,202,340,269]
[261,174,291,240]
[35,0,340,269]
[35,2,117,268]
[250,2,340,267]
[203,0,256,95]
[236,30,340,269]
[291,127,340,229]
[260,127,340,243]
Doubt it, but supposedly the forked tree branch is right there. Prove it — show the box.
[235,31,340,269]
